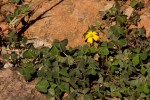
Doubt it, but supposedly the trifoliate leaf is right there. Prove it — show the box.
[132,54,140,66]
[36,80,49,93]
[140,52,148,60]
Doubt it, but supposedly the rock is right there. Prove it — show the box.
[124,6,134,19]
[27,38,52,48]
[139,15,150,38]
[0,68,47,100]
[3,63,13,68]
[0,22,9,34]
[128,15,150,38]
[102,1,114,11]
[142,0,150,4]
[25,0,114,47]
[0,14,5,22]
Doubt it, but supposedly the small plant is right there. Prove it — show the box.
[2,0,150,100]
[6,4,30,23]
[9,0,22,4]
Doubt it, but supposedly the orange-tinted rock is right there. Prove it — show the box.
[128,15,150,38]
[25,0,114,47]
[139,15,150,37]
[0,68,47,100]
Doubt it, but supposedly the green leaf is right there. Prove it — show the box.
[76,70,82,78]
[11,52,18,59]
[86,64,97,75]
[111,91,122,98]
[110,66,118,74]
[140,52,148,60]
[78,58,86,70]
[52,40,64,52]
[50,46,59,56]
[58,56,66,63]
[9,0,20,3]
[50,82,57,88]
[53,39,68,52]
[42,58,51,67]
[138,27,146,36]
[118,27,126,34]
[118,39,127,47]
[6,32,18,42]
[14,8,20,16]
[109,6,116,17]
[33,49,40,58]
[23,49,34,59]
[53,61,59,71]
[132,54,140,66]
[130,80,137,87]
[60,39,68,52]
[20,4,30,14]
[137,84,144,92]
[112,60,119,66]
[98,47,109,57]
[110,84,117,92]
[24,66,36,74]
[36,80,49,93]
[133,48,141,53]
[140,66,147,75]
[101,42,107,47]
[22,37,28,44]
[90,25,96,31]
[66,56,74,66]
[3,54,10,60]
[109,26,126,39]
[116,15,127,24]
[5,14,13,23]
[115,1,120,11]
[58,82,69,92]
[48,88,55,100]
[83,45,90,53]
[69,69,76,76]
[137,84,150,94]
[130,0,138,8]
[37,68,46,77]
[70,80,78,89]
[137,2,144,9]
[98,74,103,83]
[95,22,100,27]
[107,42,114,48]
[86,68,96,76]
[59,68,69,77]
[69,92,77,98]
[89,47,97,54]
[10,32,17,39]
[60,39,68,47]
[52,39,60,47]
[84,94,93,100]
[23,70,32,81]
[40,47,50,55]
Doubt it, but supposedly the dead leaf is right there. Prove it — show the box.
[0,22,9,34]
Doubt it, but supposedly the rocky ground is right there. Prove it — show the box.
[0,0,150,99]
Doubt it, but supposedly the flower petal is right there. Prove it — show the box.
[93,35,99,41]
[85,34,90,40]
[85,30,92,40]
[87,37,93,44]
[87,30,93,35]
[92,31,98,35]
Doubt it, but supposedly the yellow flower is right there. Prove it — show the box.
[85,30,99,44]
[110,58,114,62]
